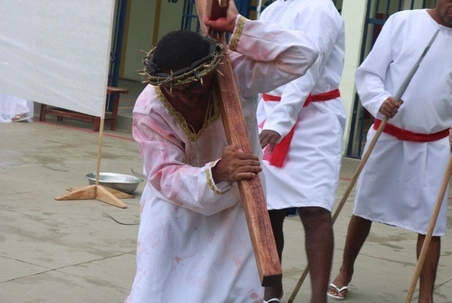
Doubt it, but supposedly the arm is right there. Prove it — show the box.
[212,145,262,184]
[261,5,341,140]
[355,15,397,118]
[228,15,320,98]
[205,1,320,98]
[133,111,260,216]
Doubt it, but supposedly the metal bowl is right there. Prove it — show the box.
[86,172,143,194]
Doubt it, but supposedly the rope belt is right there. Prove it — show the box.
[373,119,449,142]
[260,89,340,167]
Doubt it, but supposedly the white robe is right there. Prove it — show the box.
[354,9,452,236]
[0,93,34,123]
[125,16,320,303]
[257,0,346,211]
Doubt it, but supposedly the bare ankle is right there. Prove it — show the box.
[332,267,353,286]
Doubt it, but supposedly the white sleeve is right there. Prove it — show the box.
[228,15,320,98]
[355,15,396,118]
[262,6,340,138]
[133,111,240,216]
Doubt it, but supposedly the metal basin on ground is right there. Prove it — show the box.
[86,172,143,194]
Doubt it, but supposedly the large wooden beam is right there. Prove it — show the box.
[195,0,282,286]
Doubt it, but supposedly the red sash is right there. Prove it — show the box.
[373,119,448,142]
[260,89,340,167]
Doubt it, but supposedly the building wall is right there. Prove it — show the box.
[121,0,185,81]
[117,0,437,157]
[118,0,367,154]
[338,0,367,155]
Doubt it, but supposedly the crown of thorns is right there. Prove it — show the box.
[140,36,224,87]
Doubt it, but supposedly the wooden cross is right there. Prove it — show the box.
[195,0,282,286]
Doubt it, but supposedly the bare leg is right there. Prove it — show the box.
[264,209,286,301]
[298,206,334,303]
[327,215,372,299]
[417,234,440,303]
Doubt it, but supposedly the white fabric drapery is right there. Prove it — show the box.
[0,93,34,123]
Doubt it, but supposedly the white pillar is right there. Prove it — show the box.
[339,0,368,154]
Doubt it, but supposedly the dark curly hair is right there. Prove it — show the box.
[153,30,211,72]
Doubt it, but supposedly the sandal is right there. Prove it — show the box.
[327,283,348,300]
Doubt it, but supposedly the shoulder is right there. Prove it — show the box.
[387,9,426,23]
[259,0,283,19]
[382,9,428,36]
[301,0,343,22]
[133,85,161,115]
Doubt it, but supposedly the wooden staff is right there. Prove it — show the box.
[404,151,452,303]
[195,0,282,286]
[288,29,440,303]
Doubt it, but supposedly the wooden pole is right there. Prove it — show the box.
[288,116,389,303]
[152,0,162,47]
[195,0,282,286]
[288,29,440,303]
[54,117,129,208]
[404,152,452,303]
[95,117,106,185]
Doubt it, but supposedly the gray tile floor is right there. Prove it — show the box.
[1,92,452,302]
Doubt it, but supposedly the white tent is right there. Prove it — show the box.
[0,0,129,208]
[0,0,115,117]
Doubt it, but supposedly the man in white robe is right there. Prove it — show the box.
[328,1,452,301]
[256,1,346,302]
[124,1,320,302]
[0,93,34,123]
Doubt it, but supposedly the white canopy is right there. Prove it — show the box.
[0,0,116,118]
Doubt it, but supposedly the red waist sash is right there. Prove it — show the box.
[260,89,340,167]
[373,119,448,142]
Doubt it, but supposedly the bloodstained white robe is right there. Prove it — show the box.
[257,0,346,211]
[125,16,320,303]
[354,9,452,236]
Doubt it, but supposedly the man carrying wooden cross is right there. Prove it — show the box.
[124,0,320,302]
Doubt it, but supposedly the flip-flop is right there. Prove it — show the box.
[327,283,348,300]
[14,116,32,122]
